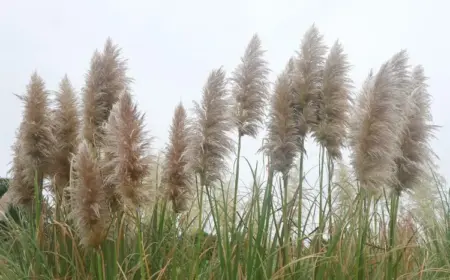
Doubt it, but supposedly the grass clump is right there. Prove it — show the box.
[0,24,447,280]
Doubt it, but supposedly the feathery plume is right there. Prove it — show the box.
[69,140,109,248]
[162,103,191,213]
[102,91,152,209]
[350,50,410,191]
[10,72,55,209]
[17,72,55,176]
[292,24,328,141]
[312,40,353,159]
[231,34,270,137]
[101,150,122,212]
[82,38,130,147]
[262,62,299,175]
[50,75,80,198]
[8,123,35,207]
[185,68,234,187]
[394,65,437,192]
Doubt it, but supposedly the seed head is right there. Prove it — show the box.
[162,103,191,213]
[185,68,234,187]
[231,34,270,138]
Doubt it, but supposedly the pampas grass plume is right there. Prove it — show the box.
[50,75,80,198]
[395,65,437,192]
[350,50,410,191]
[163,102,191,213]
[69,140,109,248]
[231,33,270,138]
[82,38,130,147]
[102,91,152,209]
[18,72,55,176]
[185,67,234,187]
[262,62,299,175]
[312,40,353,159]
[9,72,55,208]
[8,124,35,206]
[292,24,328,139]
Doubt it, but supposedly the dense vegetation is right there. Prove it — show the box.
[0,24,447,279]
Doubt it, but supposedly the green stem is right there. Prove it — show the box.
[232,134,242,280]
[96,249,104,280]
[254,164,274,279]
[357,187,372,280]
[318,146,325,235]
[198,176,204,233]
[326,152,334,239]
[136,208,146,280]
[282,172,290,267]
[314,146,326,280]
[387,192,400,280]
[190,174,204,280]
[33,169,44,278]
[232,134,242,233]
[297,139,305,257]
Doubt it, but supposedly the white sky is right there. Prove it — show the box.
[0,0,448,190]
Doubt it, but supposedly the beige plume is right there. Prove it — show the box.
[8,123,35,207]
[9,72,55,208]
[69,140,109,248]
[292,24,328,141]
[394,65,437,192]
[162,102,192,213]
[312,40,353,159]
[231,34,270,138]
[17,72,55,175]
[82,38,130,147]
[350,50,411,191]
[49,75,80,199]
[262,62,300,175]
[185,67,234,187]
[102,91,152,209]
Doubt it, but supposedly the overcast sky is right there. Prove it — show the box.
[0,0,448,189]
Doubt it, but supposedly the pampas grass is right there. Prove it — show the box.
[50,75,80,200]
[162,102,191,213]
[102,91,152,209]
[292,24,328,140]
[262,63,299,175]
[69,140,109,248]
[350,50,411,192]
[394,65,437,192]
[231,33,270,138]
[312,40,353,159]
[230,33,270,233]
[0,28,446,280]
[17,72,55,178]
[9,73,55,209]
[8,123,35,207]
[185,67,234,188]
[82,38,130,148]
